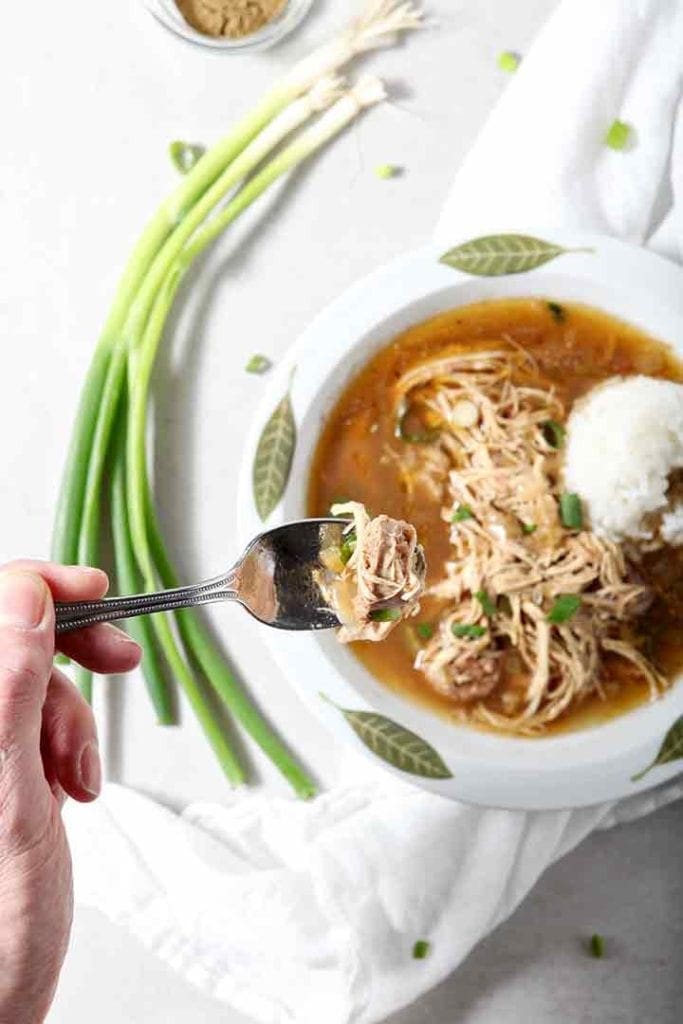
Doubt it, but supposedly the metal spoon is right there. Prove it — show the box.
[55,518,350,636]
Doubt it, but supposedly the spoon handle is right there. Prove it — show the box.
[54,571,238,635]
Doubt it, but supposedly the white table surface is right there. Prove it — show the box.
[1,1,680,1021]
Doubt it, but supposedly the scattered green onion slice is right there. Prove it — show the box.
[475,589,497,617]
[245,353,272,375]
[604,120,631,151]
[542,419,566,449]
[416,622,434,640]
[589,934,605,958]
[547,301,566,323]
[452,623,487,639]
[547,594,581,624]
[375,163,398,179]
[413,939,431,960]
[498,50,521,73]
[522,522,538,535]
[560,492,583,529]
[169,140,206,175]
[452,504,474,523]
[370,607,402,623]
[340,532,357,564]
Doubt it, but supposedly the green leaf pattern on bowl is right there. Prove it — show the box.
[440,233,590,276]
[253,387,296,521]
[632,715,683,782]
[324,697,452,779]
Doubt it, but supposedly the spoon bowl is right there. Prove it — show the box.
[54,518,350,635]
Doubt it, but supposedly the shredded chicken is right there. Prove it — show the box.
[319,502,426,642]
[393,348,664,734]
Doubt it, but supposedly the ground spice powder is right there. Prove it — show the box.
[177,0,287,38]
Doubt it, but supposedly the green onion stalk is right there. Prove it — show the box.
[123,80,386,797]
[110,410,175,725]
[51,2,421,795]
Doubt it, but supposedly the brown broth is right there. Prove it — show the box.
[307,299,683,734]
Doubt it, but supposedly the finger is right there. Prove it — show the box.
[58,623,141,674]
[0,560,109,602]
[4,562,128,670]
[0,571,54,750]
[41,667,101,802]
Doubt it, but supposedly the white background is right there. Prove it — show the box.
[0,1,680,1021]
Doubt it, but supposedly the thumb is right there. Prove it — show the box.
[0,570,54,751]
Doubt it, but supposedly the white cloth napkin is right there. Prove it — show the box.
[65,2,683,1021]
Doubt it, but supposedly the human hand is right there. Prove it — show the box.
[0,562,141,1024]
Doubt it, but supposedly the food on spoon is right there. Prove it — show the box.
[564,375,683,543]
[318,502,426,642]
[309,298,683,735]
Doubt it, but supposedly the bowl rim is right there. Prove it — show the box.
[236,230,683,809]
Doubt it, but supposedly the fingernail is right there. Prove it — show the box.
[0,572,47,629]
[79,741,102,797]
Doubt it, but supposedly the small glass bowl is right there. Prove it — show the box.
[144,0,314,52]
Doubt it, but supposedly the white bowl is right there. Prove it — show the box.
[237,230,683,809]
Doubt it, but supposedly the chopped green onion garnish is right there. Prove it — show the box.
[498,51,521,73]
[452,623,487,639]
[522,522,538,535]
[370,607,402,623]
[589,934,605,958]
[560,492,583,529]
[542,419,566,449]
[547,594,581,624]
[547,301,566,323]
[169,140,206,175]
[604,120,631,151]
[375,163,399,179]
[475,590,497,617]
[245,354,272,375]
[340,532,357,564]
[452,504,474,522]
[416,622,434,640]
[413,939,431,960]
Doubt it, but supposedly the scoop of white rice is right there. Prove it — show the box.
[564,375,683,543]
